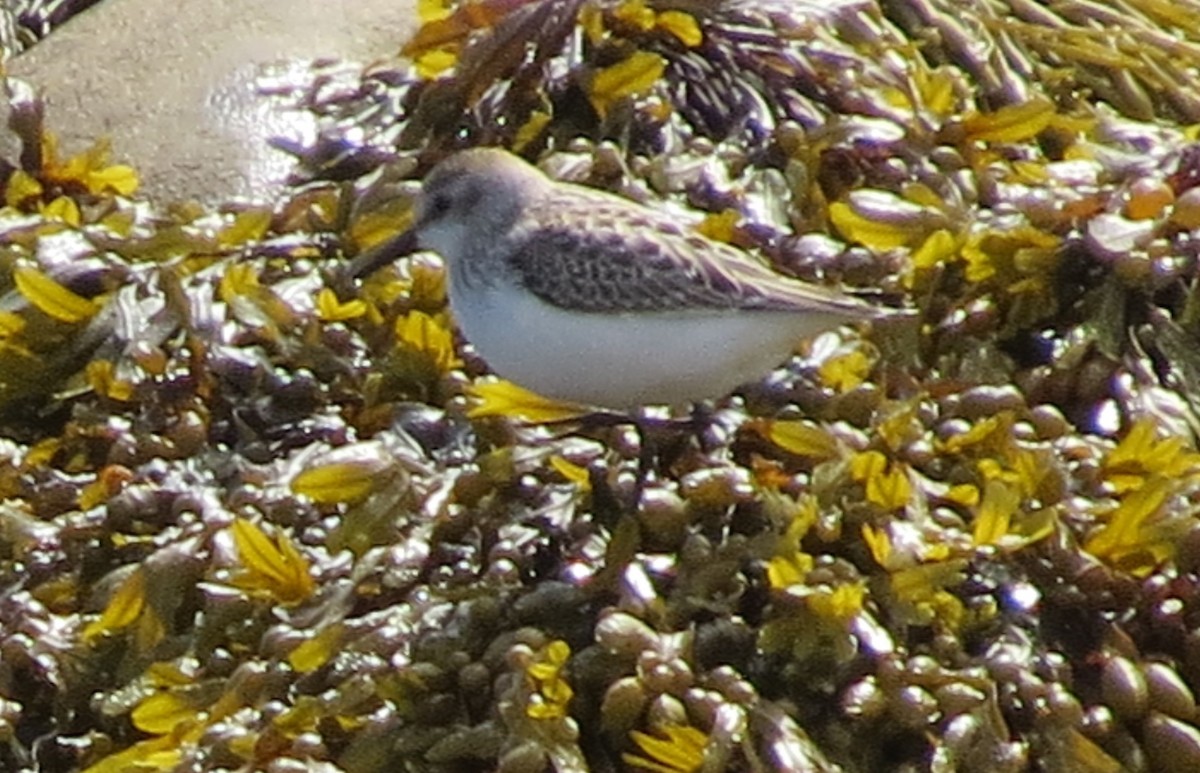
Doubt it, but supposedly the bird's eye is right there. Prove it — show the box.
[425,192,452,220]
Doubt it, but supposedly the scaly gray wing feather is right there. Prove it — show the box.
[508,187,875,317]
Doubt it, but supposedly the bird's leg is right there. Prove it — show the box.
[693,399,748,459]
[689,401,717,449]
[630,405,718,506]
[580,406,718,515]
[633,417,658,509]
[565,409,648,515]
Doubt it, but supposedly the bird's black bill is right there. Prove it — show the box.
[342,228,422,281]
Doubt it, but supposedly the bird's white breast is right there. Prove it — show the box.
[448,279,848,409]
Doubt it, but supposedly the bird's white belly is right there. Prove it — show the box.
[450,284,846,409]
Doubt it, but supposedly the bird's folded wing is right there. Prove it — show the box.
[511,196,873,317]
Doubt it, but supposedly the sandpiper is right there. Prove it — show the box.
[359,147,893,409]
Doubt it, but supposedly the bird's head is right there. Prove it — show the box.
[342,148,547,282]
[414,148,546,263]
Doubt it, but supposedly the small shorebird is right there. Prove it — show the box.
[354,148,893,410]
